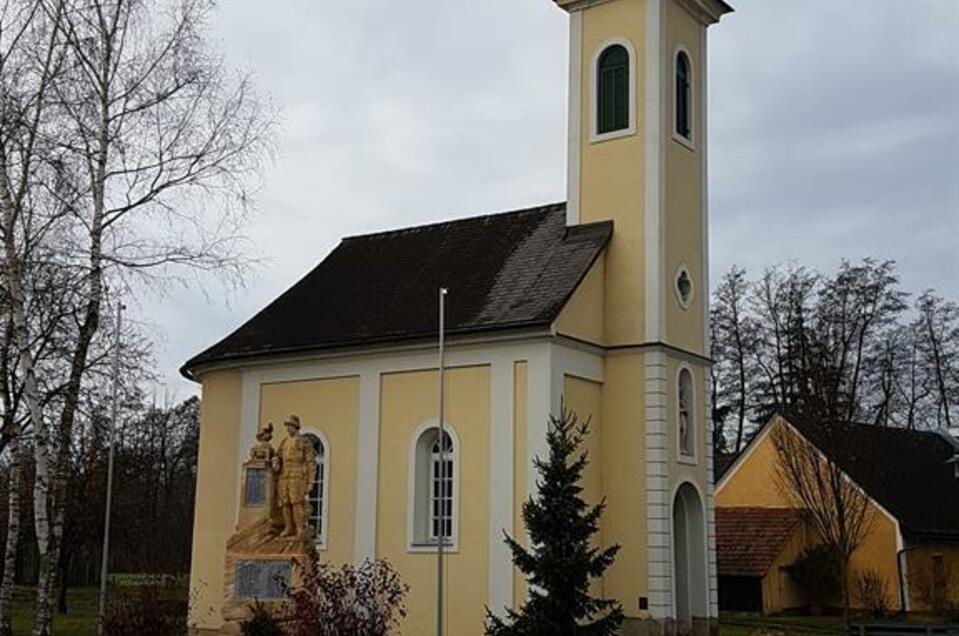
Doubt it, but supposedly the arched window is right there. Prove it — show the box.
[597,44,630,135]
[675,50,692,140]
[302,432,327,542]
[410,426,457,548]
[429,432,454,541]
[678,368,695,459]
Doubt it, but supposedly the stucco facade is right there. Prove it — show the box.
[186,0,733,633]
[716,416,959,615]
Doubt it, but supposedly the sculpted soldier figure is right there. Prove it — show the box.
[271,415,315,539]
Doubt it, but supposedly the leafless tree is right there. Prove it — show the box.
[0,0,273,631]
[711,266,757,452]
[916,291,959,430]
[772,421,875,619]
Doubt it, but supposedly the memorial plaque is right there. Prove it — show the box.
[235,560,290,599]
[244,468,268,507]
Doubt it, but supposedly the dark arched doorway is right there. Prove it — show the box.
[673,482,707,634]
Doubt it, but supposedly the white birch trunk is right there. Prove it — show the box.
[0,430,23,636]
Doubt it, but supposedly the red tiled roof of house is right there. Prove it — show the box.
[716,507,805,577]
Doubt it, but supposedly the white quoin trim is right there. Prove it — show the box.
[407,419,462,553]
[566,10,583,226]
[589,37,639,144]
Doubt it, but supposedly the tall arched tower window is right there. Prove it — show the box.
[409,425,458,548]
[678,368,695,459]
[597,44,630,134]
[675,50,692,141]
[302,432,328,543]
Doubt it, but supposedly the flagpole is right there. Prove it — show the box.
[98,302,124,635]
[436,287,448,636]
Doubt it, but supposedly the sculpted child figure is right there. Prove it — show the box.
[271,415,315,539]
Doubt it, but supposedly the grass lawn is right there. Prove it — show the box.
[11,586,98,636]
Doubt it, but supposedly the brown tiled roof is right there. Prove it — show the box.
[182,203,612,378]
[716,507,805,577]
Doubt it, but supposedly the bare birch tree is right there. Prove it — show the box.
[0,0,272,631]
[25,1,272,630]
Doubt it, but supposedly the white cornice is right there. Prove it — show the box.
[554,0,732,22]
[552,0,614,12]
[675,0,734,25]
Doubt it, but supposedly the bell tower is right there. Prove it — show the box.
[554,0,732,634]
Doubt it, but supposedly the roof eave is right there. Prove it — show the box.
[180,322,557,382]
[554,0,734,23]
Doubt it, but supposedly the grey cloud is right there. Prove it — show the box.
[144,0,958,395]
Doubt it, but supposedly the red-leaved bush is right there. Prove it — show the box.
[285,550,409,636]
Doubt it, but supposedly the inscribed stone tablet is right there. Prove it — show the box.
[244,468,268,506]
[235,560,290,599]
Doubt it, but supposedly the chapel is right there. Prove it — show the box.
[184,0,734,634]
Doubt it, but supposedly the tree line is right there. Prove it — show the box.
[710,259,958,455]
[0,392,199,602]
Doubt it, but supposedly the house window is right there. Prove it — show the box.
[597,44,630,135]
[675,50,692,141]
[678,368,695,459]
[302,432,327,542]
[411,426,457,548]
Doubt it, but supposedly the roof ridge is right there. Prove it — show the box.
[341,201,566,242]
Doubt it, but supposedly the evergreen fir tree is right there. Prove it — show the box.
[486,406,624,636]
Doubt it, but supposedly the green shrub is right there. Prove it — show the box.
[790,545,841,610]
[241,601,285,636]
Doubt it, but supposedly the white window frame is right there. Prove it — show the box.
[301,429,331,549]
[407,420,460,553]
[672,44,695,151]
[676,365,697,464]
[590,38,638,144]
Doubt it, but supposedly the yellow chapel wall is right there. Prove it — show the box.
[905,545,959,612]
[565,375,607,599]
[555,254,607,346]
[578,1,648,345]
[513,361,529,607]
[598,353,650,617]
[663,1,706,356]
[188,370,243,630]
[258,376,359,566]
[715,419,902,611]
[377,365,491,636]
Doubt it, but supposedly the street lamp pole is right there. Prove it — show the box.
[98,302,124,635]
[436,287,448,636]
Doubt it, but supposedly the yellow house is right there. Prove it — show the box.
[183,0,734,634]
[715,414,959,615]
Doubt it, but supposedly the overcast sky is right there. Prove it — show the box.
[139,0,959,398]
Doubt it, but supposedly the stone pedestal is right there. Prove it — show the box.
[218,426,312,635]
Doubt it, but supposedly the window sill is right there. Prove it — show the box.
[677,455,698,466]
[671,131,696,152]
[407,542,459,555]
[590,126,637,145]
